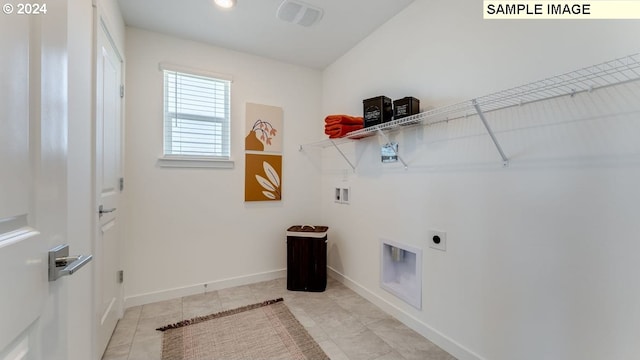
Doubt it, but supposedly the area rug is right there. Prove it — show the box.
[156,298,329,360]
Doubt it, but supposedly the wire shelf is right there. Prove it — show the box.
[302,53,640,150]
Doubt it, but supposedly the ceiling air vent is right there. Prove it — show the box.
[276,0,324,27]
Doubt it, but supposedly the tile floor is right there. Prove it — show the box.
[102,277,456,360]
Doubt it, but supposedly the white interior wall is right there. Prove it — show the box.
[321,1,640,360]
[123,27,323,305]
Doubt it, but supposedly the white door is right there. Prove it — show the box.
[0,2,75,360]
[95,19,124,357]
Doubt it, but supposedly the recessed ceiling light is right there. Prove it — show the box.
[214,0,236,9]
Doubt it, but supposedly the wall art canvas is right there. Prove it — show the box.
[245,103,283,202]
[245,103,283,153]
[245,153,282,201]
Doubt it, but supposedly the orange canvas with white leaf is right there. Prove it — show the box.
[245,154,282,201]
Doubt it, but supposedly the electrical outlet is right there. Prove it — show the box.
[335,188,341,203]
[429,230,447,251]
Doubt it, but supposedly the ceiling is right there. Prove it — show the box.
[117,0,415,69]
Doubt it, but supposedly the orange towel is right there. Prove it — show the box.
[324,115,364,126]
[324,124,363,138]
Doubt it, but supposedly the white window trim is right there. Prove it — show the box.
[157,156,234,169]
[159,62,233,82]
[159,63,233,168]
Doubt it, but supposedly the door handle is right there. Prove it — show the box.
[99,205,116,216]
[48,244,93,281]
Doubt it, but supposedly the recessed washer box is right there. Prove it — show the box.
[380,239,422,310]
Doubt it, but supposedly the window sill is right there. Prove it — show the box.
[157,156,234,169]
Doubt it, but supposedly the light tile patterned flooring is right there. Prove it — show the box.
[102,277,456,360]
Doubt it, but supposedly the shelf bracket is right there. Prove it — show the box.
[330,139,356,171]
[472,99,509,167]
[376,129,408,170]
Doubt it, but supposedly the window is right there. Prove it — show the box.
[162,65,231,162]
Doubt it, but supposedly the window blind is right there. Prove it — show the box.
[163,69,231,158]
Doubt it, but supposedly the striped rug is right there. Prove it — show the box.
[157,298,329,360]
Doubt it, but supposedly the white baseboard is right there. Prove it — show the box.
[124,269,286,309]
[327,266,484,360]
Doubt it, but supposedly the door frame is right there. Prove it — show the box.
[93,11,125,358]
[66,1,99,359]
